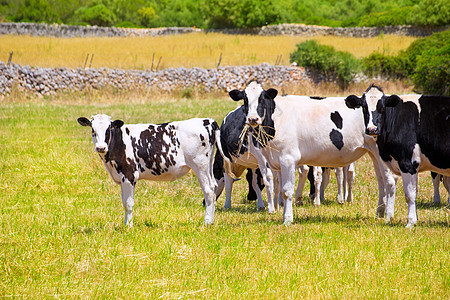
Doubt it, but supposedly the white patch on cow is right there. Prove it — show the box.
[245,82,264,124]
[398,94,422,114]
[411,143,421,167]
[90,114,111,152]
[364,86,385,131]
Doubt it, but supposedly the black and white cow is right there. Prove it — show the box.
[78,114,229,226]
[345,89,450,226]
[228,82,396,225]
[213,106,275,211]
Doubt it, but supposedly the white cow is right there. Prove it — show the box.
[228,82,397,225]
[78,114,230,226]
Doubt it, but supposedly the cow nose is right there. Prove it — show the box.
[248,117,260,126]
[366,126,378,136]
[95,146,106,153]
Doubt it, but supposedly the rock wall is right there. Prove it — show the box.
[0,22,446,38]
[0,61,310,95]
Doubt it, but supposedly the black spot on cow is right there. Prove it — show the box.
[329,129,344,150]
[105,127,137,183]
[130,123,180,176]
[200,134,206,147]
[330,111,343,129]
[311,96,326,100]
[126,128,130,135]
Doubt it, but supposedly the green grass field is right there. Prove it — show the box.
[0,90,448,298]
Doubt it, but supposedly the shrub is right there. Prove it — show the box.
[361,52,411,79]
[406,30,450,95]
[289,40,360,88]
[358,6,414,27]
[412,43,449,95]
[74,4,117,27]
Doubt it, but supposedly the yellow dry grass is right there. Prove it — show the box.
[0,33,416,70]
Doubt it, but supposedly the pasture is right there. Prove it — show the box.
[0,90,449,298]
[0,33,416,69]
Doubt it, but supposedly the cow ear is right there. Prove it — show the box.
[384,95,402,107]
[229,90,245,101]
[266,88,278,99]
[78,117,91,127]
[111,120,124,128]
[345,95,363,109]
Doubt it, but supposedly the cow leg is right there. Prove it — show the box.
[280,163,296,225]
[334,167,345,204]
[443,176,450,205]
[313,167,323,206]
[247,137,275,213]
[250,168,265,210]
[121,180,135,227]
[307,166,315,199]
[223,173,234,210]
[368,153,398,220]
[194,168,216,226]
[431,172,441,205]
[295,165,309,205]
[273,171,282,210]
[345,162,355,203]
[320,168,330,203]
[402,172,418,227]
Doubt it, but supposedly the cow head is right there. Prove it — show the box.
[345,84,385,136]
[78,114,124,154]
[229,81,278,127]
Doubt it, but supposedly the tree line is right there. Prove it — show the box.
[0,0,448,29]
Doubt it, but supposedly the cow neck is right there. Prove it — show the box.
[103,126,121,163]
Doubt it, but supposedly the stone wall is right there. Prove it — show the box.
[0,22,446,38]
[0,61,310,95]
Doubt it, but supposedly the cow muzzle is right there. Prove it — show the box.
[247,117,260,127]
[365,126,378,136]
[95,146,107,153]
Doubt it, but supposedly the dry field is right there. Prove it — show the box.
[0,33,416,69]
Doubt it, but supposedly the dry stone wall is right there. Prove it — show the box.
[0,61,309,95]
[0,22,446,38]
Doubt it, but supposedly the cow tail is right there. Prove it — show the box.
[212,121,236,180]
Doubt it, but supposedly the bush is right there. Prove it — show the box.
[361,52,411,79]
[411,42,449,95]
[289,40,360,88]
[358,6,414,27]
[74,4,117,27]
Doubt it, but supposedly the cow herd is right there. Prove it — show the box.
[78,83,450,228]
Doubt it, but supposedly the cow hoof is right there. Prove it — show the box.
[204,220,214,226]
[223,204,231,210]
[257,206,265,211]
[283,221,292,226]
[405,223,415,229]
[337,200,345,205]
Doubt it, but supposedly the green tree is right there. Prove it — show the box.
[12,0,58,23]
[410,0,450,26]
[74,0,117,26]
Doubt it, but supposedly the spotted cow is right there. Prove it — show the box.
[345,89,450,226]
[228,82,396,225]
[78,114,229,226]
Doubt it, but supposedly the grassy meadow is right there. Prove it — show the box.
[0,33,416,69]
[0,89,449,298]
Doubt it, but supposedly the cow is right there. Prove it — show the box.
[345,87,450,226]
[78,114,230,226]
[228,81,397,225]
[213,106,275,211]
